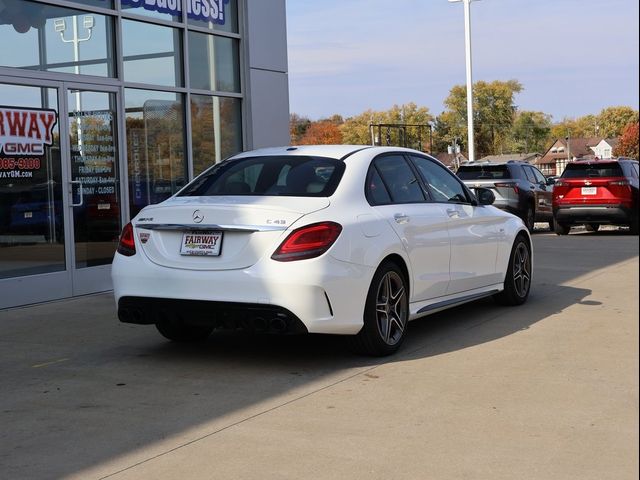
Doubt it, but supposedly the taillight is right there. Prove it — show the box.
[495,182,519,194]
[608,180,630,186]
[117,222,136,256]
[554,180,568,187]
[272,222,342,262]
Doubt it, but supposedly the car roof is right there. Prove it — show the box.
[229,145,435,161]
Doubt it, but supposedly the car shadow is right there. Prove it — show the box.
[0,235,636,479]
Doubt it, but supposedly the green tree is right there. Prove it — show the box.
[340,103,433,150]
[442,79,523,157]
[597,106,639,138]
[508,111,553,153]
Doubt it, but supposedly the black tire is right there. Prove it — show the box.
[350,261,409,356]
[585,223,600,232]
[547,217,555,232]
[494,235,532,306]
[156,320,213,342]
[630,214,639,235]
[522,205,535,232]
[554,221,571,235]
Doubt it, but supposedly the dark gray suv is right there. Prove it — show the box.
[457,161,554,231]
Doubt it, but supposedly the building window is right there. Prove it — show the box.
[125,89,187,218]
[188,31,240,93]
[0,0,116,77]
[191,95,242,175]
[120,0,181,22]
[122,19,183,87]
[187,0,239,33]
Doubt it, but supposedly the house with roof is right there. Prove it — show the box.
[435,152,468,170]
[536,137,617,176]
[477,153,542,164]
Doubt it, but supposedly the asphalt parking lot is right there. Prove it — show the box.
[1,229,638,480]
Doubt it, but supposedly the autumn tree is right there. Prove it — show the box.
[614,122,639,159]
[340,103,433,150]
[597,106,639,138]
[297,120,343,145]
[289,113,311,144]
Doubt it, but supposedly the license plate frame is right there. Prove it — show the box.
[581,187,597,195]
[180,231,223,256]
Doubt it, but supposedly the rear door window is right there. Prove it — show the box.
[371,155,425,204]
[561,162,624,178]
[456,165,511,180]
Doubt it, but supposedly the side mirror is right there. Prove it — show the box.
[546,177,556,186]
[476,187,495,206]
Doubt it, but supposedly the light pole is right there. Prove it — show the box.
[448,0,478,162]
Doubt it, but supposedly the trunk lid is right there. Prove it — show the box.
[133,196,330,270]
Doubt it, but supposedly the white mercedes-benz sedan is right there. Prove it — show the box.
[112,145,532,356]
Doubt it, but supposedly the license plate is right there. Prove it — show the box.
[581,187,597,195]
[98,203,111,210]
[24,212,33,218]
[180,231,223,256]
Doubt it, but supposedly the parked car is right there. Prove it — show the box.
[112,146,532,356]
[552,158,639,235]
[456,161,555,231]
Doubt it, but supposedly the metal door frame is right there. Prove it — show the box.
[62,81,125,297]
[0,75,126,307]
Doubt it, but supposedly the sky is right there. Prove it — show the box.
[285,0,640,122]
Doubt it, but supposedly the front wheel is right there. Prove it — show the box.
[351,262,409,356]
[554,221,571,235]
[522,206,535,232]
[494,236,532,306]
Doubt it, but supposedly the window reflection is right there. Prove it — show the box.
[122,19,183,87]
[188,32,240,93]
[191,95,242,175]
[121,0,181,22]
[68,90,121,268]
[0,0,115,77]
[0,84,65,279]
[125,89,187,218]
[187,0,238,33]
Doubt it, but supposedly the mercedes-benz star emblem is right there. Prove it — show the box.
[192,210,204,223]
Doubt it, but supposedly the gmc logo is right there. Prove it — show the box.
[3,143,44,155]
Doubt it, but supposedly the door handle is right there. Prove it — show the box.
[446,208,460,218]
[394,213,409,224]
[70,180,83,207]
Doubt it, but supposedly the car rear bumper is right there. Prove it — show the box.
[111,251,373,335]
[554,205,633,225]
[118,296,309,334]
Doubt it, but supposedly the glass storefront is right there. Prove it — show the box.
[0,84,64,280]
[0,0,244,307]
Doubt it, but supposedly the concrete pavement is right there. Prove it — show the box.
[1,232,638,479]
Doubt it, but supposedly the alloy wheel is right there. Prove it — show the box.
[512,242,531,298]
[375,271,408,346]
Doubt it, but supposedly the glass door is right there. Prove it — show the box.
[65,86,122,295]
[0,80,72,308]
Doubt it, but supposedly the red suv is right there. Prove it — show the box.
[552,158,639,235]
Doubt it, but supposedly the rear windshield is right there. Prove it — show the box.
[561,162,624,178]
[177,156,345,197]
[456,165,511,180]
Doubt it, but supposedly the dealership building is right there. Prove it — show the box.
[0,0,290,308]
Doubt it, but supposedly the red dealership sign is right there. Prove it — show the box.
[0,106,57,156]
